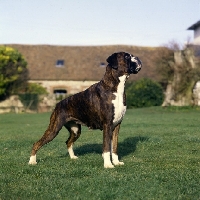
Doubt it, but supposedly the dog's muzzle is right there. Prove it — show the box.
[128,56,142,74]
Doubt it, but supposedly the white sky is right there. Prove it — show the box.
[0,0,199,47]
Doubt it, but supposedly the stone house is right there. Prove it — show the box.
[188,20,200,45]
[8,44,160,95]
[187,20,200,105]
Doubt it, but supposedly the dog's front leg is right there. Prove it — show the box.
[102,124,114,168]
[112,124,124,166]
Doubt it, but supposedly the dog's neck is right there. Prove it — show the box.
[101,67,120,89]
[101,66,128,90]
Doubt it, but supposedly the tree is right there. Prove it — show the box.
[156,45,200,106]
[0,46,28,100]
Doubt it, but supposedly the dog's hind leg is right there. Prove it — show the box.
[65,122,81,159]
[29,110,64,165]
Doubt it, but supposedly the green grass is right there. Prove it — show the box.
[0,107,200,200]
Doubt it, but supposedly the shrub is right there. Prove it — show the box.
[126,78,164,108]
[18,83,48,110]
[26,83,48,94]
[18,93,39,110]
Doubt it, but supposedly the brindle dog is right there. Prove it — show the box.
[29,52,142,168]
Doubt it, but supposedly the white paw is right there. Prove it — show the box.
[29,160,37,165]
[112,153,124,166]
[70,155,78,159]
[113,161,124,166]
[103,152,114,168]
[104,163,115,168]
[28,155,37,165]
[68,146,78,159]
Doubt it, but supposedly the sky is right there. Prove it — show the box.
[0,0,200,47]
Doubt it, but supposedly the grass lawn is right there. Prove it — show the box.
[0,107,200,200]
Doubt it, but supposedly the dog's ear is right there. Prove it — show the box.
[106,53,118,69]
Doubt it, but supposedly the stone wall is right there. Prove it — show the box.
[0,94,56,113]
[29,80,98,94]
[0,95,24,113]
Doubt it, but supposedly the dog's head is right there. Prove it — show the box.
[106,52,142,75]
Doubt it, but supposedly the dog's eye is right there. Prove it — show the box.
[125,55,129,59]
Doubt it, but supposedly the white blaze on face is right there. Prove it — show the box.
[112,75,127,126]
[130,55,142,71]
[131,55,137,62]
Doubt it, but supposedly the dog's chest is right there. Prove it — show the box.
[112,75,127,126]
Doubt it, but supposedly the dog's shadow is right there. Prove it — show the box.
[74,136,149,158]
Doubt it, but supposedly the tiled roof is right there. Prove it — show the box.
[187,20,200,30]
[6,44,160,81]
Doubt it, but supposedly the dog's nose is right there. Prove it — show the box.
[137,58,142,66]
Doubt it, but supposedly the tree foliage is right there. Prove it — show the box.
[0,46,28,100]
[154,47,174,89]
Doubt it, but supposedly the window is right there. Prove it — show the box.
[54,89,67,100]
[56,60,64,67]
[53,89,67,94]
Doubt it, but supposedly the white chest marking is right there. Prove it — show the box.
[112,75,127,126]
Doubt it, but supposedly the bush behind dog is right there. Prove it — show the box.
[126,78,164,108]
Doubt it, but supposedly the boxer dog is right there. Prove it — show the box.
[29,52,142,168]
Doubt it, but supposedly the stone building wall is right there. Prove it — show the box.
[29,80,98,95]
